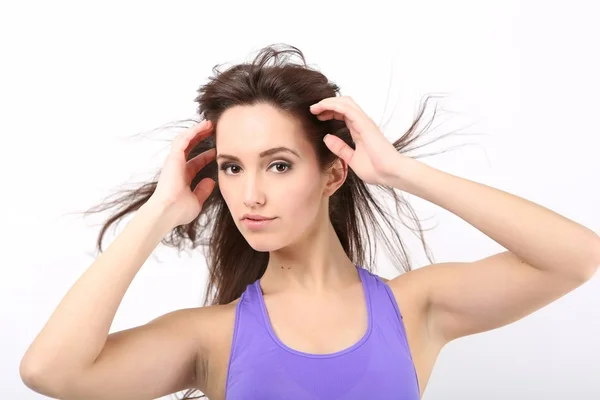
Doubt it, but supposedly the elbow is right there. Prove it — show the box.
[585,257,599,281]
[20,356,69,399]
[20,357,48,394]
[588,234,600,277]
[574,262,598,285]
[576,234,600,282]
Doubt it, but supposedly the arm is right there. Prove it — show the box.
[308,95,599,344]
[386,157,600,344]
[20,200,207,399]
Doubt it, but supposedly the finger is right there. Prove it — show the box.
[323,134,354,165]
[314,110,346,122]
[171,120,213,157]
[193,177,216,204]
[186,147,216,175]
[310,100,357,124]
[173,120,209,151]
[185,121,214,159]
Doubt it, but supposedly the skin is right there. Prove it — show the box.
[203,103,399,398]
[216,103,357,293]
[198,99,599,399]
[21,98,598,400]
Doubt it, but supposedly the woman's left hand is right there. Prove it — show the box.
[310,96,402,185]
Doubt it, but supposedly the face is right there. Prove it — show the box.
[215,103,339,252]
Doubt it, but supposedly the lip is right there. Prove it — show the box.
[242,214,274,221]
[241,215,276,230]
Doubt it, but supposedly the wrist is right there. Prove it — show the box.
[139,198,179,232]
[380,155,418,185]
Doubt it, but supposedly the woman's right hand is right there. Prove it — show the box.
[148,119,216,228]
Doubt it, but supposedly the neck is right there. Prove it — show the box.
[261,217,358,294]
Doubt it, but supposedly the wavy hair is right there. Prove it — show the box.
[84,44,472,399]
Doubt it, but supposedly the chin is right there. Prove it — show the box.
[245,237,284,253]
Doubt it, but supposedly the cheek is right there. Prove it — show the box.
[217,183,237,212]
[216,171,325,220]
[277,176,323,219]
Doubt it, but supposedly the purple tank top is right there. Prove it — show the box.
[225,265,420,399]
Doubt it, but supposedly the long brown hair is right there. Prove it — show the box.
[83,44,470,399]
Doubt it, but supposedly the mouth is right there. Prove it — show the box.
[241,216,276,230]
[241,214,275,221]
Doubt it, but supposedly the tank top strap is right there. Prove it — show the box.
[235,267,405,340]
[227,281,272,368]
[357,266,416,382]
[226,267,420,399]
[356,266,407,331]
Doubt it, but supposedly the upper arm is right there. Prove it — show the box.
[63,307,209,400]
[393,251,591,345]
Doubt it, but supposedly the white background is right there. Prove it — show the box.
[1,1,599,399]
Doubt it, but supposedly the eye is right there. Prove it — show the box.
[219,163,241,175]
[269,161,292,173]
[218,161,292,175]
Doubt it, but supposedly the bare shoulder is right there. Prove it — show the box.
[375,268,444,395]
[379,268,434,338]
[156,302,236,358]
[189,298,240,353]
[160,299,238,393]
[382,264,468,344]
[191,298,240,396]
[385,267,431,313]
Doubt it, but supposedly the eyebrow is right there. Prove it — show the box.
[216,146,300,162]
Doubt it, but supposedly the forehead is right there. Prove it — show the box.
[215,103,308,154]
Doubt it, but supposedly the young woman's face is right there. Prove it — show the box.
[215,103,330,252]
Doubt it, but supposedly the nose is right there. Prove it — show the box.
[243,174,266,208]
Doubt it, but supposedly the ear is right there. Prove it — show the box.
[323,157,348,197]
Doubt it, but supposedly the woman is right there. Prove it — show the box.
[20,44,600,400]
